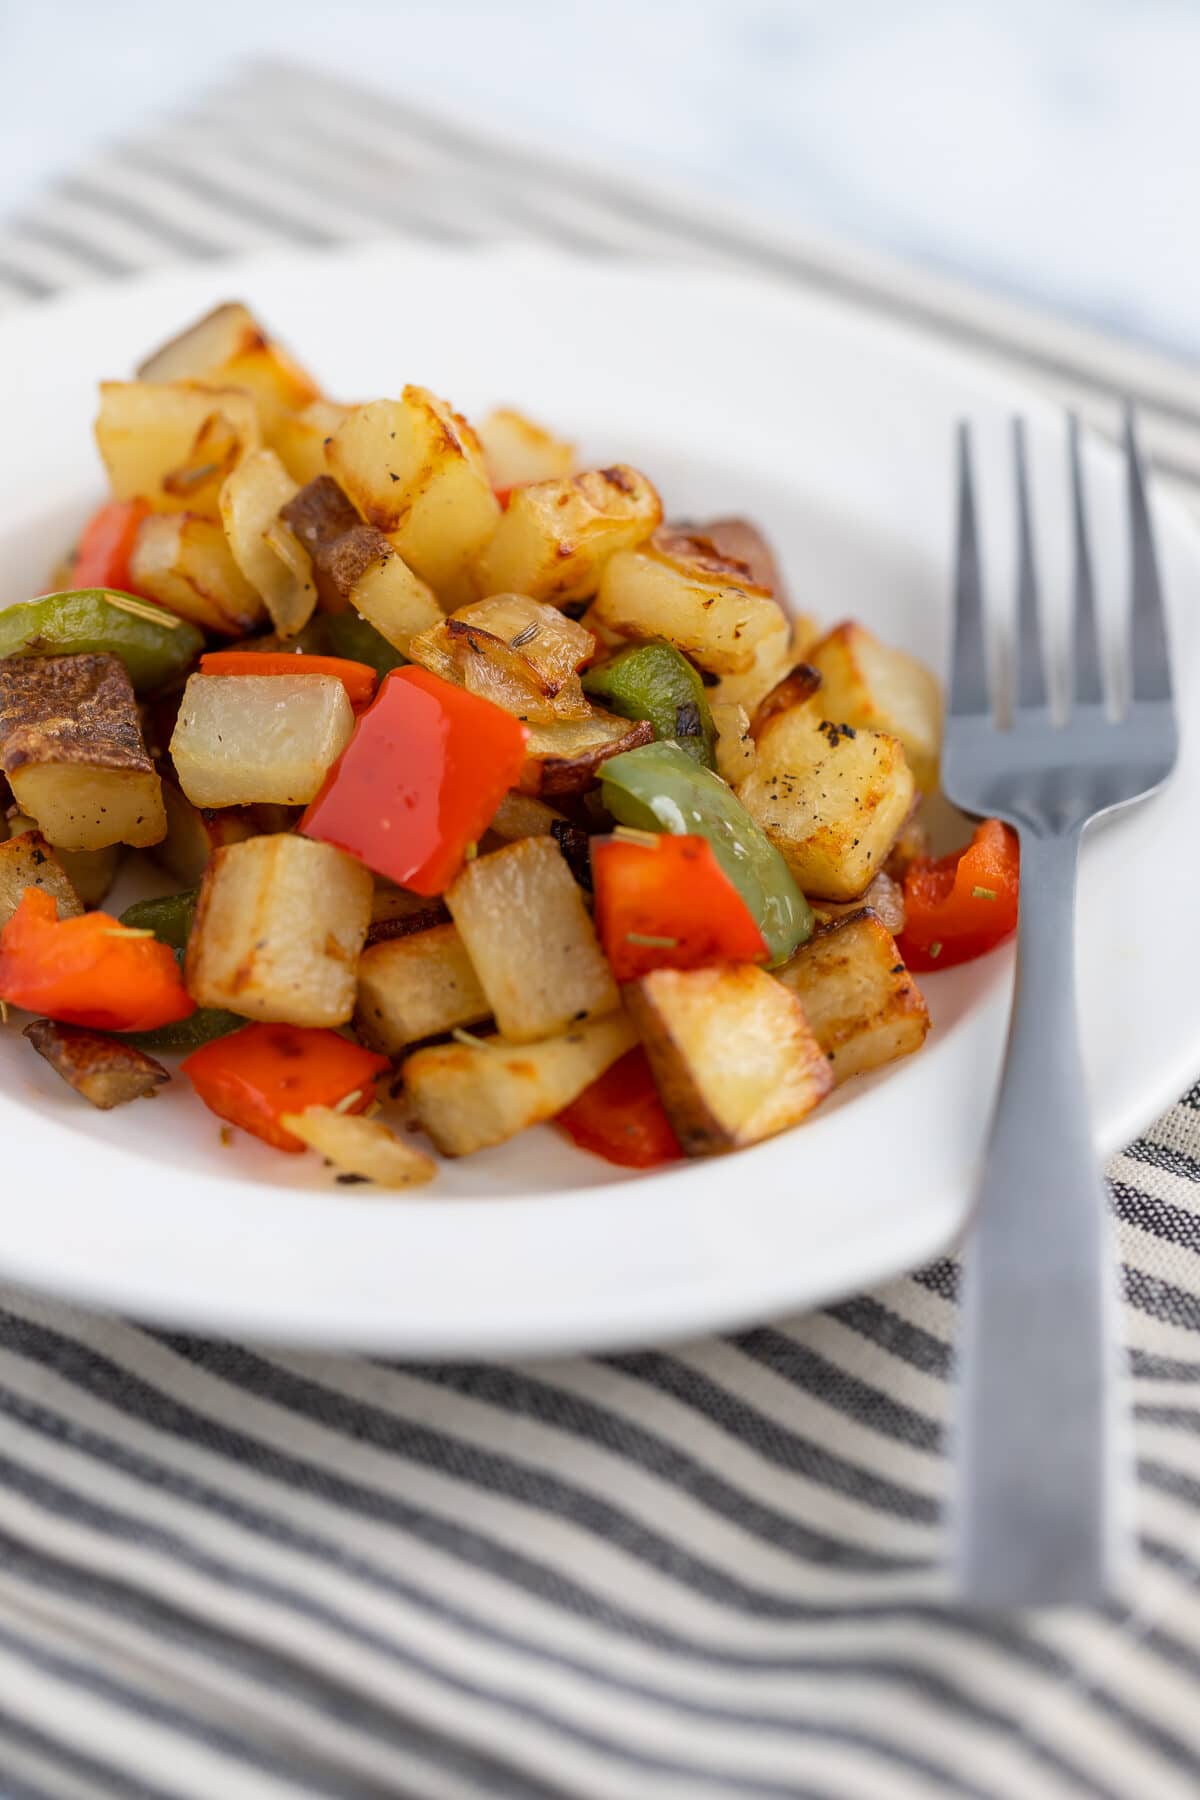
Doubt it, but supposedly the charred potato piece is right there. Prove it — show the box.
[5,810,118,909]
[749,663,822,740]
[328,388,500,596]
[446,836,618,1042]
[95,380,261,518]
[131,513,266,636]
[280,1107,437,1188]
[737,713,915,901]
[23,1019,168,1109]
[280,476,442,643]
[269,399,353,487]
[593,527,786,676]
[627,965,832,1155]
[811,870,906,937]
[0,654,165,851]
[169,673,355,808]
[137,302,320,433]
[151,778,257,887]
[0,830,83,928]
[188,834,372,1027]
[403,1011,636,1156]
[774,911,929,1084]
[517,710,654,798]
[473,466,662,605]
[477,408,575,490]
[807,622,943,795]
[355,923,490,1055]
[219,449,316,639]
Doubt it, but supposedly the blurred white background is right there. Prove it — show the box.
[3,0,1198,354]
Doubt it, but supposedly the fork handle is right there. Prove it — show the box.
[952,827,1131,1607]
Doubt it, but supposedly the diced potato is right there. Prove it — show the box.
[626,964,833,1155]
[6,809,119,909]
[170,673,355,808]
[355,924,490,1054]
[23,1019,167,1109]
[737,713,915,901]
[0,830,83,928]
[446,836,618,1042]
[0,654,165,851]
[95,380,261,518]
[280,476,443,647]
[473,467,661,605]
[219,449,316,638]
[368,885,449,936]
[705,618,793,712]
[150,777,256,886]
[349,542,442,650]
[710,701,755,784]
[269,399,352,486]
[518,709,653,797]
[328,388,500,595]
[749,663,822,740]
[811,870,906,937]
[487,791,565,841]
[280,1107,437,1188]
[807,622,943,794]
[592,527,786,676]
[774,911,929,1084]
[130,513,266,636]
[188,834,372,1027]
[408,595,595,723]
[137,302,320,433]
[403,1011,636,1156]
[477,408,575,490]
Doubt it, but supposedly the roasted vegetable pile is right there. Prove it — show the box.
[0,301,1020,1189]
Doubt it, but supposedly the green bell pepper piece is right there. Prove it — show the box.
[583,640,716,768]
[600,740,813,963]
[323,609,407,678]
[118,887,242,1050]
[0,589,204,693]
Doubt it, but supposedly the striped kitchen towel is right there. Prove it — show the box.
[1,58,1200,1800]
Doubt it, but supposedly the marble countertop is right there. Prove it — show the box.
[3,0,1197,358]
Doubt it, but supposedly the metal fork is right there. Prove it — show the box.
[946,411,1178,1608]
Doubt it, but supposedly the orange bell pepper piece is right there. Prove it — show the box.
[301,667,529,895]
[182,1023,389,1152]
[0,888,195,1031]
[70,499,151,594]
[591,833,769,982]
[558,1048,683,1169]
[198,652,378,708]
[897,818,1019,971]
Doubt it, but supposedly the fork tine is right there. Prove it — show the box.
[1013,418,1047,710]
[1068,415,1105,706]
[950,422,990,717]
[1125,407,1173,703]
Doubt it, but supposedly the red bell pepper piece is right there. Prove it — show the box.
[300,667,529,895]
[558,1048,683,1169]
[70,499,151,594]
[897,818,1019,971]
[591,833,769,982]
[199,651,378,708]
[0,888,195,1031]
[182,1023,389,1152]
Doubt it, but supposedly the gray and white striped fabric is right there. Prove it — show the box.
[3,58,1200,1800]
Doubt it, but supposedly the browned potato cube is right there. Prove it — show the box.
[0,655,166,851]
[280,1108,437,1188]
[774,911,929,1084]
[130,513,265,636]
[592,527,786,676]
[23,1019,168,1109]
[473,466,662,605]
[737,713,915,901]
[280,476,443,648]
[446,836,618,1042]
[626,964,833,1155]
[137,302,320,432]
[704,620,793,712]
[811,870,906,937]
[150,778,257,887]
[477,408,575,490]
[807,621,943,794]
[355,924,491,1055]
[219,449,316,639]
[328,388,500,595]
[5,810,118,908]
[95,380,261,518]
[403,1011,637,1156]
[188,834,372,1027]
[269,400,353,486]
[0,830,83,928]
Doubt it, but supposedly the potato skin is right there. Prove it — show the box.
[23,1019,168,1109]
[0,654,153,781]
